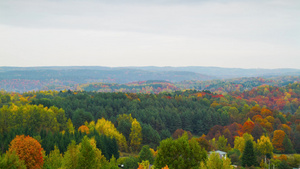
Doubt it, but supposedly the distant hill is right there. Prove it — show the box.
[130,66,300,79]
[0,66,299,92]
[0,67,213,92]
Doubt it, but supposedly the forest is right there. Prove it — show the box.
[1,78,300,168]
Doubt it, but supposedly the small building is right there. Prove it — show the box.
[208,150,227,159]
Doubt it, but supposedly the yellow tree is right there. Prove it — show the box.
[67,118,75,134]
[138,160,150,169]
[199,152,234,169]
[234,133,254,154]
[129,119,142,152]
[234,136,245,153]
[95,118,128,152]
[257,135,273,164]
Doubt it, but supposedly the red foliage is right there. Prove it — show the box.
[196,135,213,151]
[207,125,224,140]
[261,108,273,118]
[241,120,255,135]
[226,122,242,138]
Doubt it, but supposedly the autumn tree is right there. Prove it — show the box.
[233,136,245,153]
[161,165,169,169]
[129,119,142,152]
[95,118,128,152]
[78,125,90,134]
[251,123,264,141]
[256,135,273,164]
[217,135,231,152]
[67,118,75,134]
[8,135,44,169]
[272,130,286,152]
[196,135,213,151]
[199,152,234,169]
[241,118,255,135]
[234,133,254,154]
[137,160,150,169]
[172,129,193,140]
[261,108,273,118]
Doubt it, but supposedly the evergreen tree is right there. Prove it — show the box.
[241,140,257,167]
[283,135,295,154]
[77,136,97,169]
[278,160,290,169]
[61,140,79,169]
[123,156,139,169]
[44,146,63,169]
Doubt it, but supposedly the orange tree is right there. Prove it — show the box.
[8,135,44,169]
[78,125,90,134]
[272,130,286,152]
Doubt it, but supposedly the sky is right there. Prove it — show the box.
[0,0,299,69]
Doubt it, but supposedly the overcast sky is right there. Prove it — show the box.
[0,0,299,68]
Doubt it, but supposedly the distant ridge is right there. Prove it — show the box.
[1,66,299,79]
[0,66,299,92]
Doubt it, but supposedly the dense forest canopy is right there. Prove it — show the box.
[1,69,300,168]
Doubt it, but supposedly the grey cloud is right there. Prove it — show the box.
[0,0,299,68]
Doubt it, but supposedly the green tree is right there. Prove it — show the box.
[241,140,257,167]
[77,136,97,169]
[72,109,93,129]
[44,145,63,169]
[278,160,289,169]
[117,114,133,141]
[141,123,161,147]
[283,135,295,154]
[138,145,154,164]
[217,135,231,152]
[123,156,139,169]
[117,119,131,141]
[160,129,171,140]
[154,133,207,169]
[62,140,79,169]
[0,151,26,169]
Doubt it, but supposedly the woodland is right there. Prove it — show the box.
[1,72,300,168]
